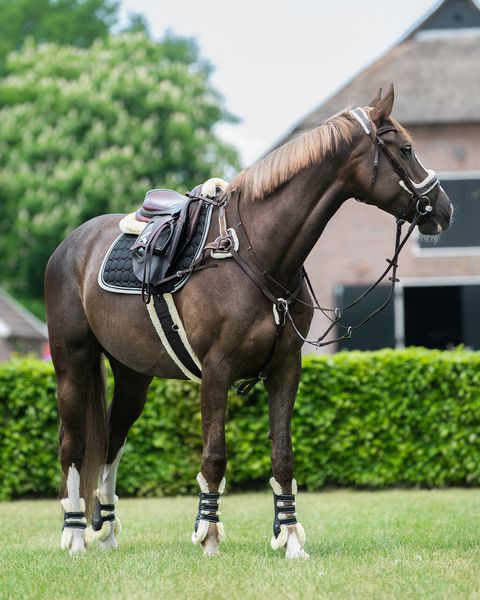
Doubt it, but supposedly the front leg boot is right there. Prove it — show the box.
[269,477,309,559]
[191,472,226,554]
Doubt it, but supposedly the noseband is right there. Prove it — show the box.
[350,107,439,220]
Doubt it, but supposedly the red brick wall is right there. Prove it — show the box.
[304,123,480,352]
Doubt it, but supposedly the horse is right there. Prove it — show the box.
[45,84,452,559]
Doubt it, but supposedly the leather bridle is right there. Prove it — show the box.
[350,106,440,221]
[198,107,442,391]
[275,107,441,348]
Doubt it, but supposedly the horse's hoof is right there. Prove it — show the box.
[69,545,86,557]
[100,536,118,551]
[202,543,220,557]
[286,547,310,560]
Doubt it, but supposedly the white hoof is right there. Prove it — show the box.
[69,543,87,557]
[65,531,87,556]
[286,546,310,560]
[202,541,220,557]
[285,527,309,560]
[99,526,118,550]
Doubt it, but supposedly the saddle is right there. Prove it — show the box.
[134,189,188,222]
[129,188,204,301]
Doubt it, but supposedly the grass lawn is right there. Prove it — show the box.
[1,489,480,599]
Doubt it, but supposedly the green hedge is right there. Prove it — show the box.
[1,348,480,499]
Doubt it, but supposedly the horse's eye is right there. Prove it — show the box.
[401,145,412,157]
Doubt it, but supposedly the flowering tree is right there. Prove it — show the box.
[0,33,239,310]
[0,0,120,69]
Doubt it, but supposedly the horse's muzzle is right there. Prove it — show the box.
[417,186,452,235]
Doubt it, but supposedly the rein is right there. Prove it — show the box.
[187,108,440,392]
[213,108,440,354]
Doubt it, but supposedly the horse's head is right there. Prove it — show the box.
[349,84,452,236]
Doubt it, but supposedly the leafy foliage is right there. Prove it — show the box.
[0,358,59,499]
[0,33,239,305]
[0,0,120,68]
[2,348,480,500]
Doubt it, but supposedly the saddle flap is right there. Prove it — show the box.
[130,199,202,291]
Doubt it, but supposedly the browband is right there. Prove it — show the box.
[349,107,372,135]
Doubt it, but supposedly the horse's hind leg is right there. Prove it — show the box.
[46,252,108,555]
[54,340,107,556]
[89,357,152,550]
[191,365,229,556]
[266,352,309,559]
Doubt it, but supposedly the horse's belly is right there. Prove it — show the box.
[84,289,188,378]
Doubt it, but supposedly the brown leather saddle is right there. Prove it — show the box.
[130,188,204,301]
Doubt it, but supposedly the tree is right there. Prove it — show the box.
[0,0,120,69]
[0,33,240,311]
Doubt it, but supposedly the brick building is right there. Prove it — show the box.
[276,0,480,352]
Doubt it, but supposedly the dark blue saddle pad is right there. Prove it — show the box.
[98,203,213,295]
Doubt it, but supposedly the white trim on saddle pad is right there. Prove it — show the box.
[146,294,202,383]
[97,205,213,296]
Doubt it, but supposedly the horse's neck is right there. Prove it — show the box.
[233,156,352,286]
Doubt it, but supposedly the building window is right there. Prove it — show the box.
[415,176,480,255]
[336,281,480,351]
[335,284,396,351]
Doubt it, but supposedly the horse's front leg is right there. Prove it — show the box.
[266,352,309,559]
[191,364,228,556]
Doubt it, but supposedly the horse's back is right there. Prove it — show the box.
[46,214,123,280]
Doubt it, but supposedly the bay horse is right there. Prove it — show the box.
[45,85,452,558]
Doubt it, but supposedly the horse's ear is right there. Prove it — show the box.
[370,83,394,124]
[368,87,382,107]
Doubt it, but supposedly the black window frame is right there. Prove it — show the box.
[413,173,480,256]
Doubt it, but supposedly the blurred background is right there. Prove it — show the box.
[0,0,479,360]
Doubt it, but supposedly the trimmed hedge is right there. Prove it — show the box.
[1,348,480,499]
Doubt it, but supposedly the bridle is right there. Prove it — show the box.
[276,107,441,348]
[350,106,439,221]
[201,107,442,392]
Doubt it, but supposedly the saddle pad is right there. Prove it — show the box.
[98,203,213,295]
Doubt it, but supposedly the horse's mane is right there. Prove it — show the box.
[227,110,357,200]
[227,110,412,201]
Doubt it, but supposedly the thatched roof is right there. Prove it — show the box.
[0,288,47,341]
[277,0,480,145]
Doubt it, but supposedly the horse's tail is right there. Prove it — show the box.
[59,355,108,518]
